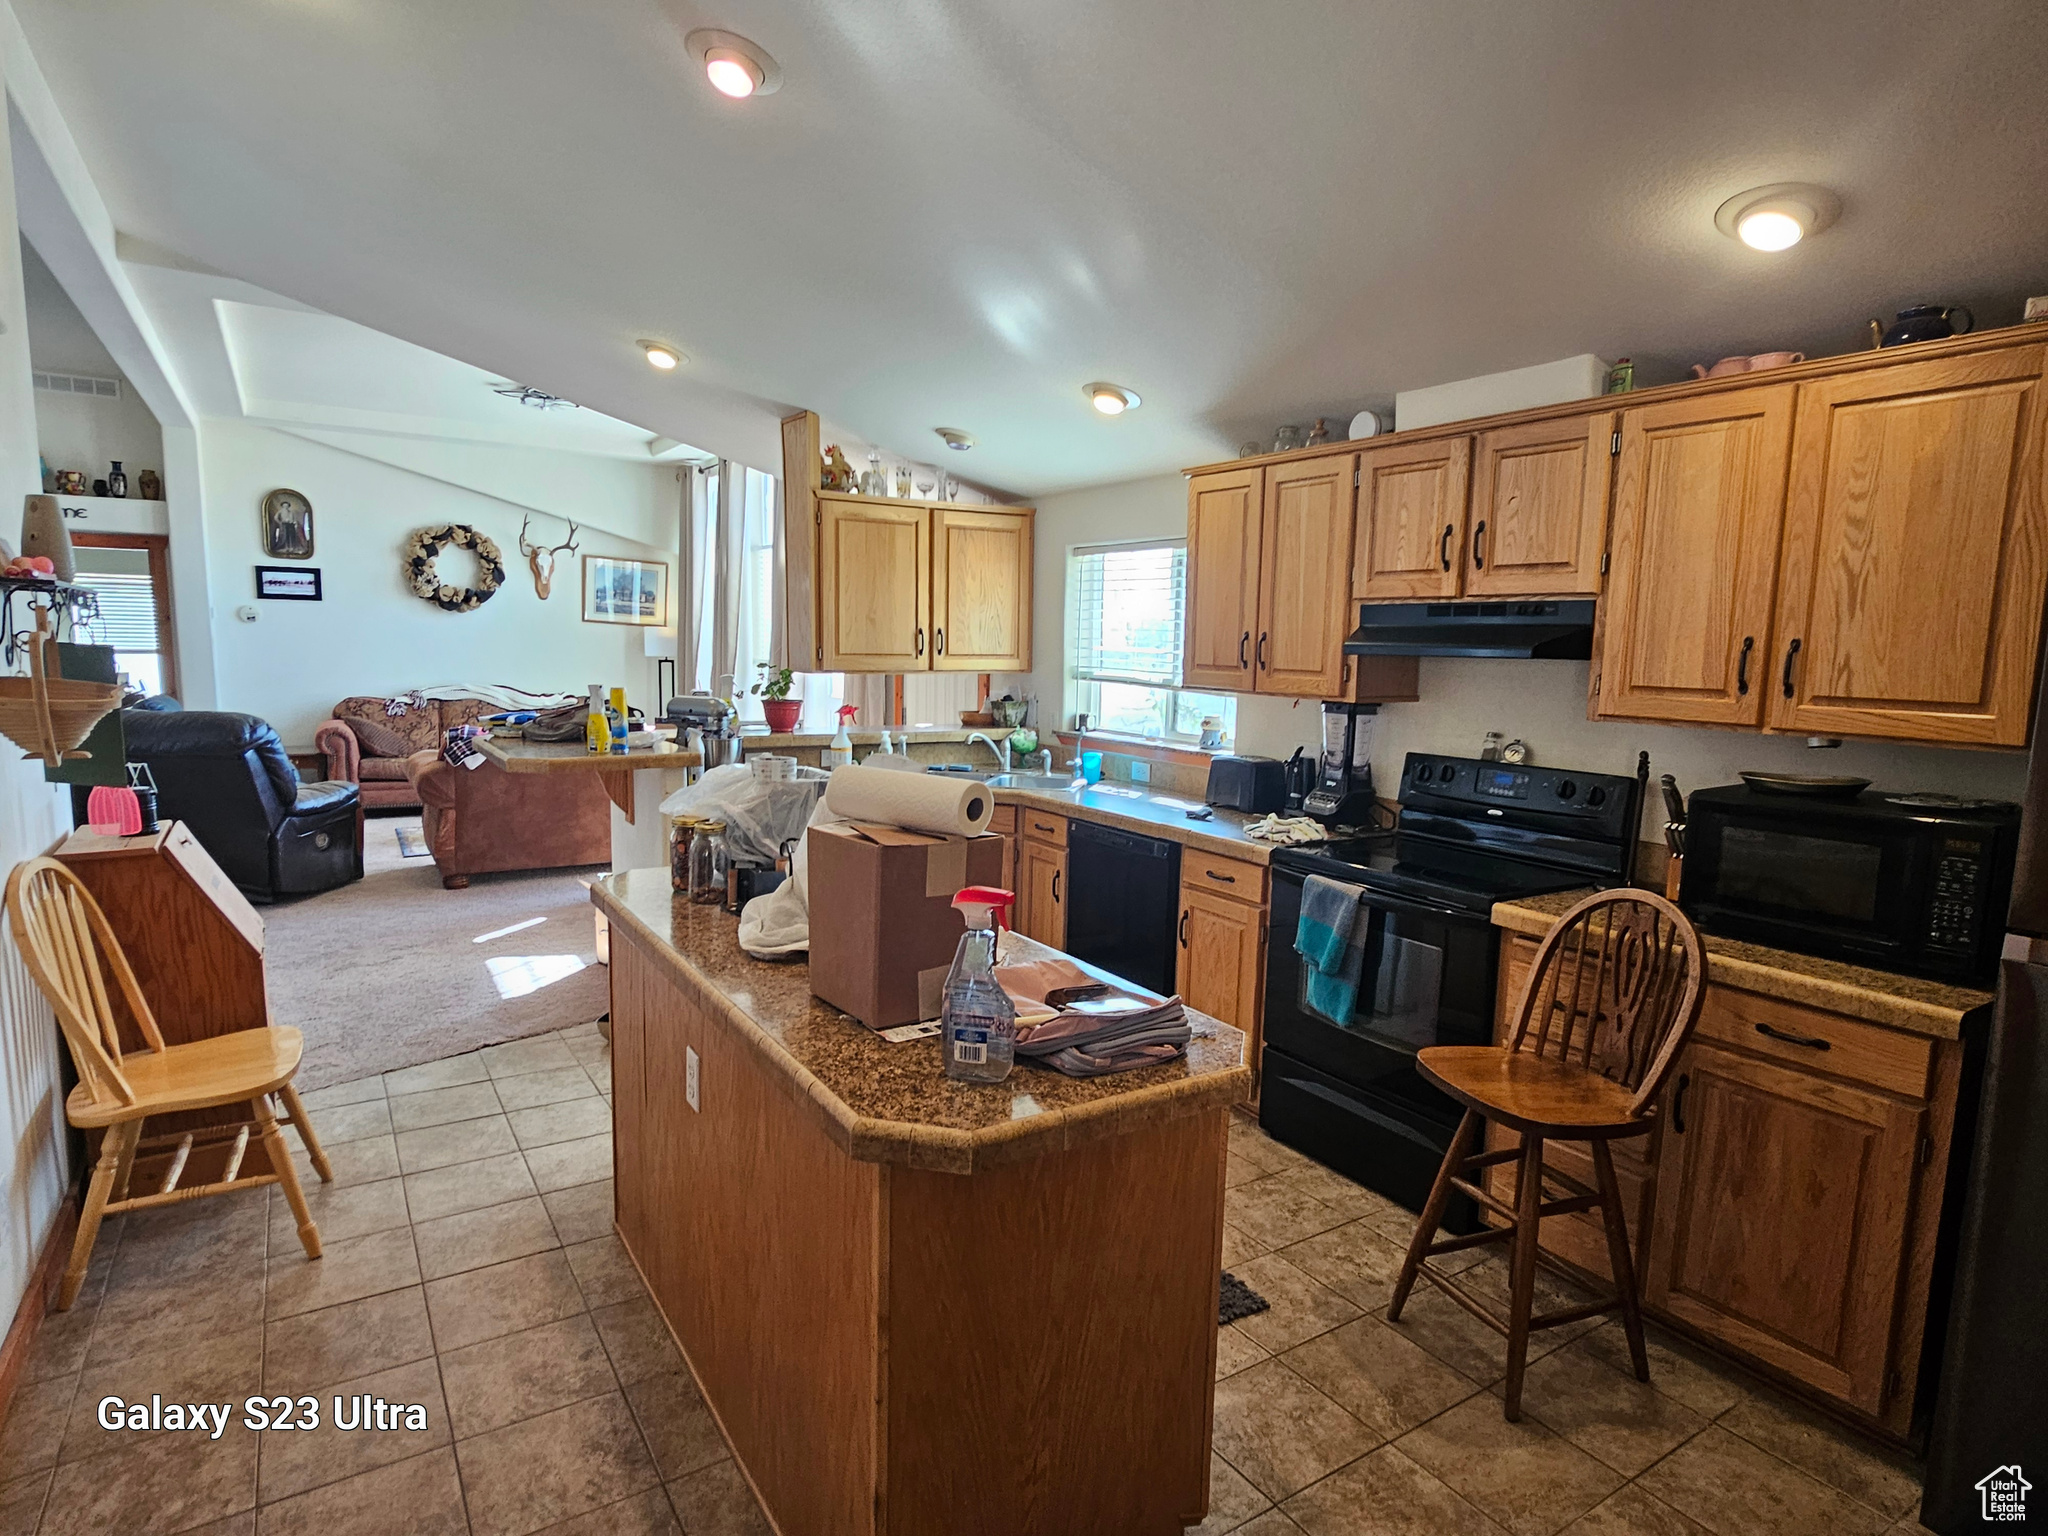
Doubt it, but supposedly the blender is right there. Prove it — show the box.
[1302,701,1378,827]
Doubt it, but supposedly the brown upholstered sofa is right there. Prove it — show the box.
[404,750,611,889]
[314,695,496,810]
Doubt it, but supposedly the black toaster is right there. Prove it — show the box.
[1205,755,1286,814]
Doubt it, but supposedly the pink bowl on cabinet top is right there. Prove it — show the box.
[1691,350,1806,379]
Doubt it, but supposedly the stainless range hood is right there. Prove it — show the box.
[1343,600,1596,660]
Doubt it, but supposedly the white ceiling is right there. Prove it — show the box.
[15,0,2048,496]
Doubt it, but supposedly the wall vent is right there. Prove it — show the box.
[33,371,121,399]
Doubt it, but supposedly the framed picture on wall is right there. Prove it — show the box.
[256,565,322,600]
[582,555,668,627]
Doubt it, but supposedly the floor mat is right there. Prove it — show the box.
[262,816,611,1088]
[1218,1271,1270,1325]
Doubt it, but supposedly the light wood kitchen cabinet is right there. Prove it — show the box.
[1184,466,1264,691]
[1014,814,1067,949]
[988,804,1018,895]
[780,413,1034,674]
[1176,854,1267,1094]
[818,497,930,672]
[1596,384,1795,727]
[1466,412,1615,597]
[1642,1041,1924,1417]
[1256,454,1358,697]
[931,507,1032,671]
[1768,345,2048,746]
[1354,436,1470,600]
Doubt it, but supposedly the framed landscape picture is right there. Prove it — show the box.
[582,555,668,627]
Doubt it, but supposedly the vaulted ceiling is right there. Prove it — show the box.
[17,0,2048,495]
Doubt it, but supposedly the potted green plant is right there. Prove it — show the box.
[752,663,802,733]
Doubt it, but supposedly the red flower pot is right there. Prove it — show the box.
[762,698,802,734]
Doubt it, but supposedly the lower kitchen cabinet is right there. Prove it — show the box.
[988,804,1017,896]
[1177,851,1268,1096]
[1491,930,1966,1434]
[1014,814,1067,949]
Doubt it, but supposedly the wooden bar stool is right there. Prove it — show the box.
[6,856,332,1309]
[1388,890,1705,1419]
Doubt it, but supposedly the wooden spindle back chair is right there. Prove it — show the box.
[7,856,332,1308]
[1388,890,1706,1419]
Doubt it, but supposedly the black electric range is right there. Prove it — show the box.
[1258,753,1644,1228]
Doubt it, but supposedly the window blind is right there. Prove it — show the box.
[74,570,162,651]
[1071,541,1185,687]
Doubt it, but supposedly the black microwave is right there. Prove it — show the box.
[1678,785,2021,985]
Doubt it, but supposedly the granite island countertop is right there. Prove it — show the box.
[994,784,1289,865]
[1493,889,1995,1040]
[591,868,1251,1173]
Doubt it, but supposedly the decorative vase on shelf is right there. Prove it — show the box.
[137,470,161,500]
[107,461,127,499]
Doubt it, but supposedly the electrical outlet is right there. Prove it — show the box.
[1129,760,1151,784]
[686,1046,700,1111]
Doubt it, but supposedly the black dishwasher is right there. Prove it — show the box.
[1064,820,1181,996]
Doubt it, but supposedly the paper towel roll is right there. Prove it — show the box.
[824,764,994,837]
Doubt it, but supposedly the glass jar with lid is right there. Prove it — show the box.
[689,820,729,905]
[670,816,698,891]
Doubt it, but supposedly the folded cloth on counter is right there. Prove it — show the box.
[1296,874,1367,1024]
[1241,813,1329,844]
[995,951,1192,1075]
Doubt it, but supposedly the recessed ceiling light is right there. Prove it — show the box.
[684,28,781,99]
[1085,382,1140,415]
[935,427,975,451]
[639,340,682,371]
[1714,183,1840,252]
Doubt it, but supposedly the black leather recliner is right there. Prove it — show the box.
[121,709,363,902]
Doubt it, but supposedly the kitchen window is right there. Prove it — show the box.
[71,533,175,697]
[1069,539,1236,744]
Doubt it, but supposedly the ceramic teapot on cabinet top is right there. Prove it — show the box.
[1690,350,1806,379]
[1871,304,1974,349]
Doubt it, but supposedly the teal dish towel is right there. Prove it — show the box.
[1295,874,1367,1024]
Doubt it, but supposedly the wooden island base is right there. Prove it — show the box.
[600,874,1246,1536]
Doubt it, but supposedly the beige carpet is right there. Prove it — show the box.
[262,816,613,1089]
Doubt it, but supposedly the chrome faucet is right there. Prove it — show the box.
[966,731,1012,773]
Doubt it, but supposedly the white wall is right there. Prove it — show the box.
[0,17,85,1354]
[1027,473,2031,833]
[200,420,678,745]
[21,236,164,489]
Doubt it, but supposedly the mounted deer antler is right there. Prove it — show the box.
[517,514,580,599]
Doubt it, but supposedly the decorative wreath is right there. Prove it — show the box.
[405,524,506,612]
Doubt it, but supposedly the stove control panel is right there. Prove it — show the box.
[1401,755,1639,839]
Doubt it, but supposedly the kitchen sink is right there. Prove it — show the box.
[985,772,1085,792]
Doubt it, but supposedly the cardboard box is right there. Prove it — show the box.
[808,822,1006,1029]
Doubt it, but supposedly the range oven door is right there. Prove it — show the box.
[1259,867,1499,1225]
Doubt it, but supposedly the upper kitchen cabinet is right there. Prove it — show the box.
[817,497,930,672]
[931,507,1032,671]
[1466,412,1615,597]
[1183,466,1264,691]
[782,412,1034,674]
[1353,437,1470,600]
[1256,455,1357,697]
[1596,384,1795,728]
[1768,346,2048,746]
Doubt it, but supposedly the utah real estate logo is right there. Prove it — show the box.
[1978,1465,2030,1522]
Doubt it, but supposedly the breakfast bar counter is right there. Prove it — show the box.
[476,736,700,873]
[591,869,1249,1536]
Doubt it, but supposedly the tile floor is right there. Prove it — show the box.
[0,1037,1937,1536]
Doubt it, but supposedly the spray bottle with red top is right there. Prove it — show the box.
[825,704,858,768]
[942,885,1016,1084]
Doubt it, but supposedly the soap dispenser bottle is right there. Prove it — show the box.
[942,886,1017,1084]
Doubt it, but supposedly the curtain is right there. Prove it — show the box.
[677,464,717,695]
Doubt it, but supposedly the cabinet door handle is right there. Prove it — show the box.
[1051,870,1061,906]
[1256,632,1268,671]
[1178,909,1190,948]
[1239,631,1250,669]
[1671,1072,1690,1134]
[1754,1021,1832,1050]
[1439,523,1453,572]
[915,627,925,658]
[1472,519,1487,568]
[1736,635,1754,696]
[934,627,944,656]
[1205,869,1237,884]
[1781,637,1802,698]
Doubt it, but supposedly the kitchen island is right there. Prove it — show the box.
[592,868,1251,1536]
